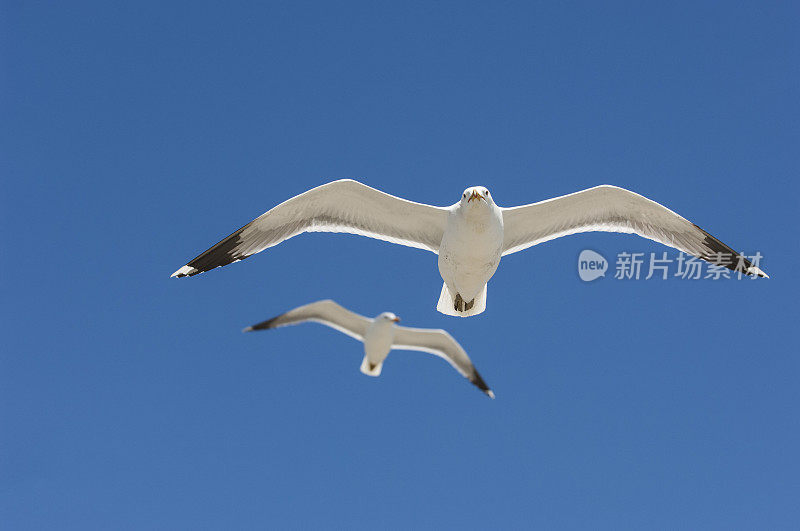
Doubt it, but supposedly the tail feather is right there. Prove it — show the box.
[360,356,383,376]
[436,283,487,317]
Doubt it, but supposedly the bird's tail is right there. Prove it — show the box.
[436,283,487,317]
[360,356,383,377]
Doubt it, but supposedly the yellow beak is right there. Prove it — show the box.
[468,190,484,202]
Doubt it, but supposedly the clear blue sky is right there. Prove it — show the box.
[2,1,798,529]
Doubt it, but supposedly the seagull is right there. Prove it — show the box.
[172,179,768,316]
[243,299,495,398]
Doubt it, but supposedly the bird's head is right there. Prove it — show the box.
[460,186,492,207]
[378,312,400,323]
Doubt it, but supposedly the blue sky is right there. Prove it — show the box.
[2,1,798,528]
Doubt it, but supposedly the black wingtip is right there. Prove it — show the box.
[691,223,766,277]
[243,315,280,332]
[181,228,253,277]
[470,369,494,399]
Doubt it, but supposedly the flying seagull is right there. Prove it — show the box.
[172,180,768,316]
[243,299,494,398]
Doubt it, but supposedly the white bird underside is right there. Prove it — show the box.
[243,299,494,397]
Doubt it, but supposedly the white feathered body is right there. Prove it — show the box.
[437,202,504,316]
[360,318,395,376]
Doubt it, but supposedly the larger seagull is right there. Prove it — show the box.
[172,180,768,316]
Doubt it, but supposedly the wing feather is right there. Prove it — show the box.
[243,299,371,342]
[172,179,449,277]
[501,185,768,277]
[392,326,494,398]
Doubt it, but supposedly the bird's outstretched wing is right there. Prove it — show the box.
[501,185,768,277]
[172,179,450,278]
[392,326,494,398]
[243,299,372,342]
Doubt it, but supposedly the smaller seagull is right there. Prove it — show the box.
[243,299,494,398]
